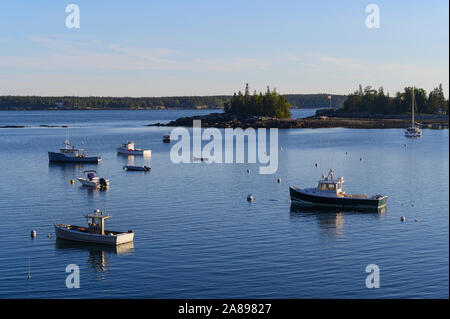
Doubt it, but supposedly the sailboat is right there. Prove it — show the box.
[405,87,422,138]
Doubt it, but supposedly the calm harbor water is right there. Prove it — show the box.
[0,109,448,298]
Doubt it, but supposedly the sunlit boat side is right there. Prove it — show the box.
[54,209,134,245]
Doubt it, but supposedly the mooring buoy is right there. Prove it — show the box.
[277,178,281,183]
[401,216,406,222]
[247,194,254,202]
[30,230,36,238]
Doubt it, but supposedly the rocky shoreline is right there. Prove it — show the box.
[149,112,449,129]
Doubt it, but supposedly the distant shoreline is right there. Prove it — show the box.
[149,112,449,130]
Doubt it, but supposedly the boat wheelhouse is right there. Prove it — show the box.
[54,209,134,245]
[117,141,151,156]
[289,169,387,209]
[48,139,101,163]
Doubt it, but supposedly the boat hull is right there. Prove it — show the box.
[123,165,150,171]
[117,148,151,156]
[48,152,101,163]
[289,186,387,209]
[54,224,134,245]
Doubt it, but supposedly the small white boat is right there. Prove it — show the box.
[123,165,151,172]
[55,209,134,245]
[77,170,109,188]
[117,141,151,156]
[405,88,422,138]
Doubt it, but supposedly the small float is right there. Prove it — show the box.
[289,169,387,209]
[77,170,109,188]
[117,141,151,156]
[123,165,151,172]
[54,209,134,245]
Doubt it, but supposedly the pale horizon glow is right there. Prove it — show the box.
[0,0,448,97]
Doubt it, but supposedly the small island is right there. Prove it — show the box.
[151,84,449,129]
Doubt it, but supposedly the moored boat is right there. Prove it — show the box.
[48,139,101,163]
[54,209,134,245]
[77,170,109,188]
[405,87,422,138]
[289,169,387,209]
[123,165,151,172]
[163,134,171,143]
[117,141,151,156]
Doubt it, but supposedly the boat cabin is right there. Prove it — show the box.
[122,141,135,151]
[317,170,345,195]
[85,209,111,235]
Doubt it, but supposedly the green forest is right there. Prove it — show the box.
[0,92,346,111]
[342,84,448,114]
[224,84,292,118]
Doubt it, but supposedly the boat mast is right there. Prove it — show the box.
[412,87,415,127]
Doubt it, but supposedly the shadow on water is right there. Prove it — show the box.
[55,239,134,273]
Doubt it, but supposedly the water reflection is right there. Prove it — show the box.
[289,204,386,238]
[55,239,134,273]
[117,153,152,166]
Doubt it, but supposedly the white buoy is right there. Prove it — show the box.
[401,216,406,222]
[30,230,36,238]
[277,178,281,183]
[247,194,254,202]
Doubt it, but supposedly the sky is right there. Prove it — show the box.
[0,0,448,97]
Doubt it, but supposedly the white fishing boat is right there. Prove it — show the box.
[117,141,151,156]
[77,170,109,188]
[290,169,387,209]
[405,88,422,138]
[54,209,134,245]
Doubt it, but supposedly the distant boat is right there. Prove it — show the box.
[289,169,387,209]
[77,170,109,188]
[123,165,151,172]
[117,141,151,156]
[54,209,134,245]
[48,138,101,163]
[405,87,422,138]
[163,134,171,143]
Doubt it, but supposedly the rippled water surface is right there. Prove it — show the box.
[0,109,448,298]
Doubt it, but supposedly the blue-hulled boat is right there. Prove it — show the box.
[48,139,101,163]
[289,170,387,209]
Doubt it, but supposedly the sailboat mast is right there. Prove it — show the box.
[412,87,415,127]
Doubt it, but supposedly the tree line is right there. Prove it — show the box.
[0,93,347,111]
[224,84,292,118]
[342,84,448,114]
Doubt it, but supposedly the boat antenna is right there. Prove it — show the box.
[412,87,415,127]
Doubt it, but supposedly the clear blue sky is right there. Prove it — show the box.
[0,0,448,96]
